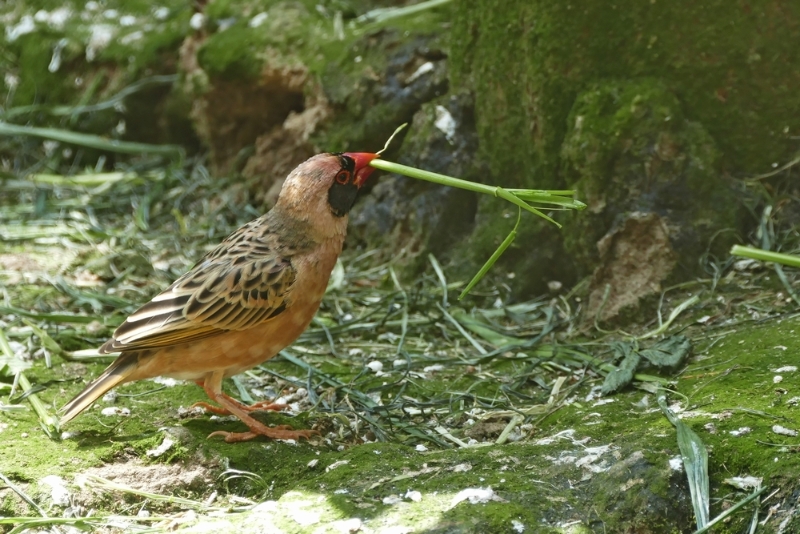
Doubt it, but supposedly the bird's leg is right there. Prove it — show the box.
[198,372,316,443]
[190,380,288,415]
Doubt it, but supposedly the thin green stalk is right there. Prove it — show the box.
[369,159,585,215]
[428,254,449,307]
[85,475,225,510]
[636,295,700,340]
[495,414,524,445]
[0,121,183,157]
[356,0,452,24]
[459,208,521,300]
[436,303,488,354]
[0,329,59,438]
[2,75,178,120]
[0,472,47,518]
[730,245,800,268]
[1,516,176,534]
[389,268,409,355]
[691,486,767,534]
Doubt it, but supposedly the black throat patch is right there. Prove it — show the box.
[327,154,359,217]
[328,181,359,217]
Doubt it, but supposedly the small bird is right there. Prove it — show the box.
[60,152,379,442]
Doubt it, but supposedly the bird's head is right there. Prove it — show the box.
[275,152,379,238]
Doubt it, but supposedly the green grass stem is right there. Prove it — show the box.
[0,329,59,438]
[0,122,183,157]
[368,159,585,218]
[730,245,800,268]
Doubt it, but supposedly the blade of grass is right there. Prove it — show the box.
[692,486,767,534]
[0,122,183,157]
[2,74,178,120]
[459,208,521,299]
[389,267,409,355]
[450,309,525,347]
[1,515,176,534]
[0,471,47,518]
[356,0,453,24]
[436,303,488,354]
[0,305,99,324]
[428,254,449,307]
[84,474,230,511]
[0,329,59,438]
[494,187,558,226]
[730,245,800,268]
[369,159,585,214]
[658,394,709,530]
[637,295,700,340]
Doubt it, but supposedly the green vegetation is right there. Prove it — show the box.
[1,156,799,531]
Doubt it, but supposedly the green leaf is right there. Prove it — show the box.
[0,121,183,157]
[0,355,32,377]
[449,309,526,347]
[658,395,709,530]
[601,342,641,394]
[458,208,521,299]
[639,335,692,368]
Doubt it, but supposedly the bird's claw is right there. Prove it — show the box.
[191,399,289,415]
[207,426,319,443]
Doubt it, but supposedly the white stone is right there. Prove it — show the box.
[190,13,206,30]
[450,487,495,507]
[6,15,36,42]
[40,475,71,506]
[434,105,457,143]
[249,12,269,28]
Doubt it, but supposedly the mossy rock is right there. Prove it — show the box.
[558,80,744,321]
[451,0,800,186]
[184,0,451,174]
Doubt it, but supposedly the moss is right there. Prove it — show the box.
[451,0,800,185]
[197,0,376,82]
[9,31,80,108]
[3,314,799,531]
[559,79,741,277]
[311,7,451,152]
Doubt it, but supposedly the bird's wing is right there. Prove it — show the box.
[100,219,297,353]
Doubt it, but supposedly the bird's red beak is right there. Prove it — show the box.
[344,152,379,188]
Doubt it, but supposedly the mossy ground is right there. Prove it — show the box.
[2,187,799,533]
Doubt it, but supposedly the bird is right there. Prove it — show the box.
[59,152,379,442]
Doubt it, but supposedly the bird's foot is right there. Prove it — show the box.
[198,377,317,443]
[208,424,318,443]
[240,400,289,413]
[191,398,289,415]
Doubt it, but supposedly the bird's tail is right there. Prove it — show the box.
[59,353,138,425]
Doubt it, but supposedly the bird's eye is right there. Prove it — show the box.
[335,170,351,184]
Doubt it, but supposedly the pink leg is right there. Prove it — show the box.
[196,373,317,443]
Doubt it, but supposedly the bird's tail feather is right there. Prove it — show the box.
[59,353,138,425]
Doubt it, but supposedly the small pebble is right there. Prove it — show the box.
[100,407,130,417]
[773,425,798,437]
[405,490,422,502]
